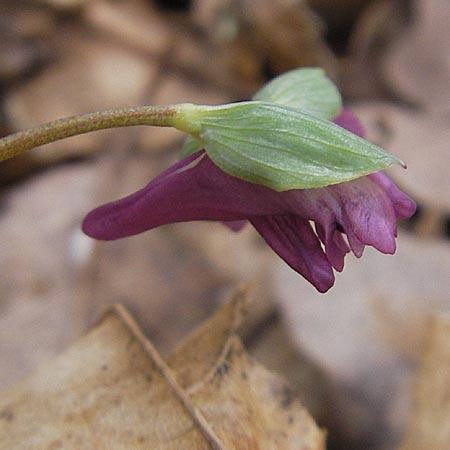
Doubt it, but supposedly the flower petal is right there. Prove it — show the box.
[276,174,401,257]
[315,222,350,272]
[250,215,335,292]
[368,171,417,219]
[329,177,398,255]
[82,151,281,240]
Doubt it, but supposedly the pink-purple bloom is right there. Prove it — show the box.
[82,110,416,293]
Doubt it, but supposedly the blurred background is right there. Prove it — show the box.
[0,0,449,449]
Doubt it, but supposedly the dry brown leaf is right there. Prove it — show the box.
[0,289,326,449]
[165,286,250,387]
[399,314,450,450]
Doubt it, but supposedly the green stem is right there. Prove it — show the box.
[0,104,193,162]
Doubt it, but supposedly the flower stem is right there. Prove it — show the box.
[0,104,191,162]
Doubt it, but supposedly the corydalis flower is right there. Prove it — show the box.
[82,111,416,293]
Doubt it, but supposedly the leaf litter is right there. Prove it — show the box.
[0,287,326,450]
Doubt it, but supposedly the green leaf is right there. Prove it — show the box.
[253,67,342,120]
[178,101,403,191]
[180,67,342,159]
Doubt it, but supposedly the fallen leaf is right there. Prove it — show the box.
[0,288,326,449]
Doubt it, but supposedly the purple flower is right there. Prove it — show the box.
[82,110,416,293]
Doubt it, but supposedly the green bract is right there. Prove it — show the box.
[179,134,202,159]
[253,67,341,119]
[175,101,402,191]
[180,67,341,159]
